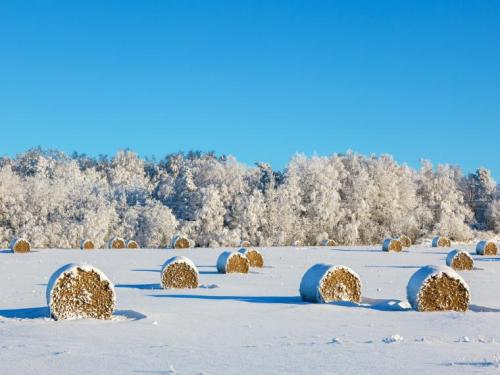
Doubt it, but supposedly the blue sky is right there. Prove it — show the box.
[0,1,499,178]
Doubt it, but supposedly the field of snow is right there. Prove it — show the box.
[1,245,500,374]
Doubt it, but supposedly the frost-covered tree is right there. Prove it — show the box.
[0,148,495,248]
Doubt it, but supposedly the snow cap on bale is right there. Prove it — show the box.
[240,240,251,247]
[216,251,249,274]
[126,239,139,249]
[382,238,402,252]
[407,265,470,312]
[9,238,31,253]
[238,248,264,268]
[446,249,474,271]
[80,239,95,250]
[299,263,362,303]
[46,263,116,320]
[476,240,497,256]
[171,235,190,249]
[432,236,451,248]
[321,239,337,247]
[161,256,199,289]
[399,235,412,248]
[108,237,125,249]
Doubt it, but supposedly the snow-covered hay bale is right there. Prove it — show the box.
[432,236,451,248]
[108,237,125,249]
[321,239,336,247]
[407,265,470,312]
[46,263,115,320]
[446,249,474,271]
[382,238,402,252]
[476,240,497,256]
[240,240,251,247]
[216,251,250,274]
[9,238,31,253]
[126,239,139,249]
[238,248,264,268]
[299,264,362,303]
[171,235,190,249]
[80,239,95,250]
[399,235,412,248]
[161,256,199,289]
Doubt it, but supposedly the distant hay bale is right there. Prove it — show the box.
[161,256,199,289]
[446,249,474,271]
[432,236,451,248]
[321,239,337,247]
[293,240,303,247]
[240,240,251,247]
[382,238,403,252]
[399,235,412,248]
[9,238,31,253]
[476,240,497,256]
[238,248,264,268]
[46,263,115,320]
[216,251,250,274]
[108,237,125,249]
[299,264,362,303]
[126,240,139,249]
[171,235,190,249]
[407,265,470,312]
[80,239,95,250]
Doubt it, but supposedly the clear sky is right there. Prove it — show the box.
[0,1,499,178]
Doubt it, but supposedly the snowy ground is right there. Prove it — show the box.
[1,245,500,374]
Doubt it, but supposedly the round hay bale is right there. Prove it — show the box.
[9,238,31,253]
[382,238,403,252]
[293,240,303,247]
[80,239,95,250]
[161,256,199,289]
[240,240,251,247]
[446,249,474,271]
[238,248,264,268]
[126,239,139,249]
[407,265,470,312]
[432,236,451,248]
[171,235,190,249]
[321,239,337,247]
[300,263,362,303]
[216,251,249,274]
[108,237,125,249]
[399,235,412,248]
[476,240,497,256]
[46,263,115,320]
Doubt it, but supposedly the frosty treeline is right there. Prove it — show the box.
[0,149,498,248]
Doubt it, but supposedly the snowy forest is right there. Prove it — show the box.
[0,148,498,249]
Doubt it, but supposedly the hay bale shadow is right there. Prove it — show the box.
[364,265,420,269]
[0,306,49,319]
[115,283,162,290]
[150,294,305,305]
[469,304,500,313]
[131,269,161,273]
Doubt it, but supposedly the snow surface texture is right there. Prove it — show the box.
[446,250,473,267]
[1,245,500,374]
[46,263,116,319]
[406,265,470,311]
[299,263,362,303]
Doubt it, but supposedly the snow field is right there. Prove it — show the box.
[0,244,499,374]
